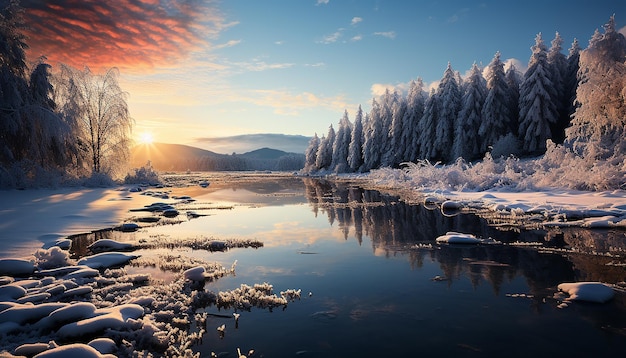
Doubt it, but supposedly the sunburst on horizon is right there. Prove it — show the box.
[138,131,154,145]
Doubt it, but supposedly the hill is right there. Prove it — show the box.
[131,143,304,172]
[239,147,291,160]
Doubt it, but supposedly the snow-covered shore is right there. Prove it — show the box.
[0,187,173,259]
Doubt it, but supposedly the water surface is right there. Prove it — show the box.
[76,175,626,357]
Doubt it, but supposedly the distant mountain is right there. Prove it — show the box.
[131,143,304,172]
[192,133,311,154]
[239,147,292,160]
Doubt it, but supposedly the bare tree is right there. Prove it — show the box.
[56,66,133,175]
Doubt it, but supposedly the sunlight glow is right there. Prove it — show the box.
[139,132,154,144]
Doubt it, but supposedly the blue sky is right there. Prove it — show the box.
[25,0,625,153]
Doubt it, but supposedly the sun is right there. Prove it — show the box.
[139,132,154,144]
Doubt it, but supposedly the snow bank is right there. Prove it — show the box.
[32,343,116,358]
[88,239,134,253]
[557,282,615,303]
[435,232,481,244]
[77,252,139,269]
[57,304,145,338]
[0,258,35,276]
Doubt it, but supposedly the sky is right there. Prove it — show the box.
[21,0,625,154]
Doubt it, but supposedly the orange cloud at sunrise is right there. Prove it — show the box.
[21,0,226,71]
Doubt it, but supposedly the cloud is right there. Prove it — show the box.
[316,0,329,5]
[350,35,363,42]
[21,0,228,71]
[317,30,343,44]
[370,82,409,97]
[247,89,349,115]
[351,17,363,26]
[373,31,396,39]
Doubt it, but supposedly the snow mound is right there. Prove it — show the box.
[32,343,116,358]
[435,232,481,244]
[57,304,145,338]
[0,258,35,276]
[183,266,210,281]
[557,282,615,303]
[77,252,139,269]
[88,239,134,253]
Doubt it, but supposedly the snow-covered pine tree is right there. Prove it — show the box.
[565,38,581,122]
[431,63,461,163]
[362,99,383,171]
[383,95,407,167]
[547,32,570,143]
[304,133,320,172]
[378,89,399,167]
[453,63,486,161]
[566,15,626,160]
[315,125,335,170]
[480,52,517,155]
[418,88,438,161]
[504,63,522,130]
[332,110,352,173]
[403,78,427,162]
[518,33,559,154]
[347,105,365,172]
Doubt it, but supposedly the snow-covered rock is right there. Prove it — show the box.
[57,304,145,339]
[33,343,116,358]
[557,282,615,303]
[183,266,209,281]
[88,239,134,253]
[77,252,139,269]
[0,258,35,276]
[435,232,481,244]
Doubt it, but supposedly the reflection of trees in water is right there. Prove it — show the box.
[302,178,626,296]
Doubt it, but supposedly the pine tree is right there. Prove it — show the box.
[547,32,570,143]
[504,63,521,130]
[566,15,626,160]
[383,95,407,167]
[565,38,581,121]
[315,125,335,170]
[453,63,486,160]
[418,88,438,161]
[332,110,352,173]
[403,78,426,162]
[480,52,516,154]
[362,99,383,171]
[431,63,461,162]
[304,133,320,172]
[347,105,364,172]
[518,33,559,154]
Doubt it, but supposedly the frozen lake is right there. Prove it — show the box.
[69,175,626,356]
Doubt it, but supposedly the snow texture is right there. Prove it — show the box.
[557,282,615,303]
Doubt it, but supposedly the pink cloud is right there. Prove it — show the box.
[22,0,226,71]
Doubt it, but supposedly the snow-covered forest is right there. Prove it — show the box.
[0,2,133,188]
[303,16,626,190]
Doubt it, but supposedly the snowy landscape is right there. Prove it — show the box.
[1,1,626,357]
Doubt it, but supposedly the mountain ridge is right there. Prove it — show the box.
[131,142,304,171]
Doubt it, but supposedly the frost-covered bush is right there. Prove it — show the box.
[124,162,161,185]
[82,171,117,187]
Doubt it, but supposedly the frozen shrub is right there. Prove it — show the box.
[124,162,161,185]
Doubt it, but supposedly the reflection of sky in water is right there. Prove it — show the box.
[128,180,626,357]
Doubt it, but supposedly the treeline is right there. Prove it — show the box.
[0,2,132,187]
[155,153,305,172]
[304,16,626,174]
